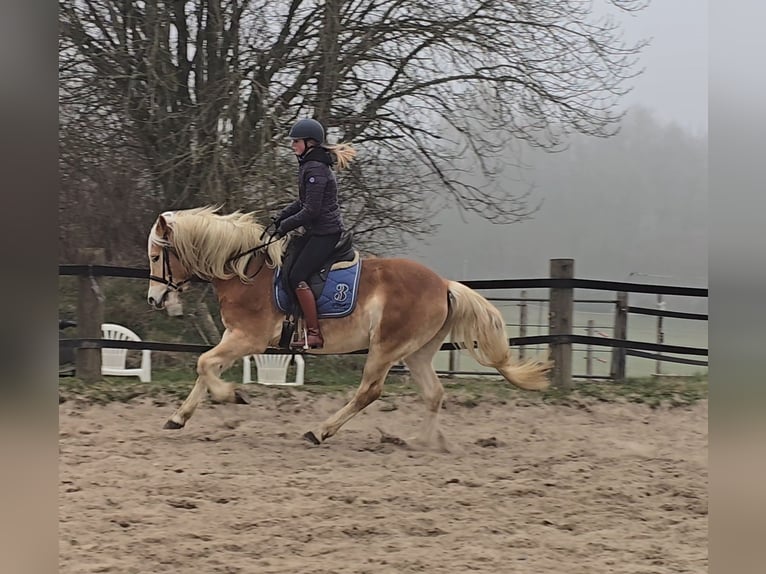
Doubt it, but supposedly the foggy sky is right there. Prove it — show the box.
[407,0,708,287]
[615,0,708,135]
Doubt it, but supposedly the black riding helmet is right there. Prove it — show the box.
[288,118,325,143]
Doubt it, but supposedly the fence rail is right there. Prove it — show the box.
[627,306,708,321]
[60,333,707,357]
[59,256,708,386]
[58,264,708,297]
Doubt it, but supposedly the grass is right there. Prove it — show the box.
[539,374,708,409]
[59,370,205,405]
[59,356,707,409]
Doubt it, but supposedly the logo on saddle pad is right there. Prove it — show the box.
[333,283,349,302]
[274,259,362,318]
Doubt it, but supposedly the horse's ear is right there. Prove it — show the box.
[157,214,170,235]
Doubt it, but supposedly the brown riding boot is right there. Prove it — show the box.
[292,281,324,349]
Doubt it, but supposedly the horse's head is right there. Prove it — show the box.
[147,211,191,315]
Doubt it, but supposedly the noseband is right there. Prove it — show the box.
[149,243,190,294]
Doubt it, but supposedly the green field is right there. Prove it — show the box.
[59,353,708,410]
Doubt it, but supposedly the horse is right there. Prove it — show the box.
[146,206,551,448]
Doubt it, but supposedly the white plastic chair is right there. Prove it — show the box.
[101,323,152,382]
[242,354,304,386]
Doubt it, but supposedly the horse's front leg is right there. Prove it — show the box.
[164,329,264,429]
[163,378,209,429]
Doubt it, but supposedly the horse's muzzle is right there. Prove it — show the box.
[148,296,164,309]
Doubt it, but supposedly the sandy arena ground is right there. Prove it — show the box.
[59,387,707,574]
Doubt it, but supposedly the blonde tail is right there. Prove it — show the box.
[447,281,551,391]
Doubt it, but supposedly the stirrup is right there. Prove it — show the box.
[290,325,323,350]
[290,326,309,350]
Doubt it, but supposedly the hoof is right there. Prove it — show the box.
[163,419,184,430]
[377,427,408,447]
[233,389,250,405]
[303,431,321,445]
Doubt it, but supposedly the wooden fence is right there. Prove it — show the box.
[59,253,708,387]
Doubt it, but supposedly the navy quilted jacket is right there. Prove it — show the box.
[277,146,345,236]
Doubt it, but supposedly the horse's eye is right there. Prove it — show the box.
[151,255,160,263]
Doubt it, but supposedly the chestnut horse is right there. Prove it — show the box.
[147,206,550,448]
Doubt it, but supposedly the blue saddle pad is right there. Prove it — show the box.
[274,260,362,318]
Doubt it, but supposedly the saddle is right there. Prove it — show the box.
[275,232,362,348]
[280,232,357,299]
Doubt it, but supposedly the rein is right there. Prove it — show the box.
[148,244,191,292]
[224,227,282,280]
[225,234,281,267]
[150,225,281,290]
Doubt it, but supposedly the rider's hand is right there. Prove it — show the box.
[261,216,281,240]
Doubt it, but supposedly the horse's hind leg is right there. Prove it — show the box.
[164,330,260,429]
[403,339,451,451]
[304,352,394,444]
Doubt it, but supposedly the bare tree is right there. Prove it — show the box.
[59,0,649,257]
[59,103,161,264]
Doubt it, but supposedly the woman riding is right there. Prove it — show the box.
[273,118,357,349]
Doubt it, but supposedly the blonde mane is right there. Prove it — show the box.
[151,206,286,282]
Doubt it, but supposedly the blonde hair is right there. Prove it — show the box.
[151,206,287,282]
[324,142,357,171]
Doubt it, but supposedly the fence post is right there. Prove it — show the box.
[518,290,527,361]
[585,319,594,378]
[76,248,105,383]
[655,294,665,376]
[447,332,459,378]
[549,258,574,389]
[610,292,628,382]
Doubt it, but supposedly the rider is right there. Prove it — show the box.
[273,118,357,349]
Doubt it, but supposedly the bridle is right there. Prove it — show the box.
[148,240,191,300]
[149,224,282,298]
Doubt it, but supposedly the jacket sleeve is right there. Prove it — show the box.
[277,199,302,222]
[278,163,329,233]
